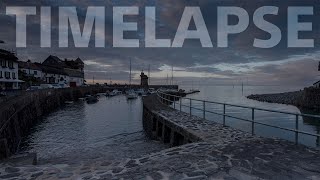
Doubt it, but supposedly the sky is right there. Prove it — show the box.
[0,0,319,87]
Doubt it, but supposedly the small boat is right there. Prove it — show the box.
[96,93,107,96]
[135,89,146,96]
[65,101,74,104]
[148,88,157,94]
[109,89,122,96]
[78,97,86,101]
[87,96,99,104]
[126,90,138,100]
[126,59,138,100]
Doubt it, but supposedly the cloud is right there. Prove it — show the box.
[0,0,319,87]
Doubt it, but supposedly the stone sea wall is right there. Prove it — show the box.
[0,87,107,159]
[247,87,320,110]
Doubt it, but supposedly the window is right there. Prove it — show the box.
[8,61,14,69]
[1,60,6,67]
[12,72,16,79]
[0,71,2,78]
[5,72,10,79]
[34,71,37,75]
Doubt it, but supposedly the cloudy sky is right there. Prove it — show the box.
[0,0,319,87]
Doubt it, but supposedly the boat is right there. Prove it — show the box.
[86,96,99,104]
[135,89,146,96]
[78,97,86,101]
[96,93,107,96]
[148,88,157,94]
[108,89,121,97]
[126,59,138,100]
[127,91,138,99]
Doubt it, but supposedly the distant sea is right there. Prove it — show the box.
[179,85,320,148]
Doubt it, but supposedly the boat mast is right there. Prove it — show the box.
[148,64,150,85]
[129,59,132,86]
[171,65,173,86]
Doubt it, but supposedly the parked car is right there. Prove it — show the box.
[26,86,42,91]
[59,84,70,88]
[52,84,62,89]
[40,84,54,89]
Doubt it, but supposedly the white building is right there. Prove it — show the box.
[64,68,84,87]
[39,64,69,84]
[19,60,43,79]
[41,55,85,87]
[0,49,22,90]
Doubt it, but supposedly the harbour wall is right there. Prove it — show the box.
[247,87,320,110]
[0,87,108,159]
[142,95,201,147]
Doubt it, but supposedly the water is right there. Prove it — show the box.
[178,85,320,148]
[20,86,320,164]
[19,95,168,164]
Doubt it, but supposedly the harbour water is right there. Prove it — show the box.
[179,85,320,148]
[19,85,320,165]
[19,95,168,164]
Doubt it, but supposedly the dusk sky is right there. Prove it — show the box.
[0,0,319,87]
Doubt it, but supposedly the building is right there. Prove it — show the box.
[19,60,42,79]
[41,55,85,87]
[140,71,149,87]
[36,63,68,84]
[0,49,21,90]
[64,68,84,87]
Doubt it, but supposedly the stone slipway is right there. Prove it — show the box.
[0,95,320,179]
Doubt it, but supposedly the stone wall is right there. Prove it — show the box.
[0,87,107,159]
[301,87,320,110]
[142,95,200,147]
[247,87,320,111]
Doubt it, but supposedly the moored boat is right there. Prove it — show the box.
[87,96,99,104]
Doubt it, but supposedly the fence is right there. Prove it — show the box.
[157,91,320,145]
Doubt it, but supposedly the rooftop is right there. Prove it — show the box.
[0,49,18,62]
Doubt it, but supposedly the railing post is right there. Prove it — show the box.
[189,99,192,116]
[295,115,299,144]
[223,104,226,126]
[173,96,176,109]
[203,101,206,119]
[166,95,168,105]
[251,108,255,135]
[161,93,164,104]
[179,98,182,112]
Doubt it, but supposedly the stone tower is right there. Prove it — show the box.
[140,71,149,87]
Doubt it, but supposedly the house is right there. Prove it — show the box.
[41,55,85,87]
[0,49,22,90]
[64,68,84,87]
[36,63,68,84]
[19,60,42,79]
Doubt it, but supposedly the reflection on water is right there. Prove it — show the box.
[19,85,320,163]
[180,85,320,148]
[19,95,168,164]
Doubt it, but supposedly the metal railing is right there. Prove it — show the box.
[157,91,320,145]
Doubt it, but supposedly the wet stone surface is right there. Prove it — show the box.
[1,96,320,179]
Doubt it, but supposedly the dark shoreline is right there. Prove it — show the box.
[247,87,320,112]
[247,91,303,106]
